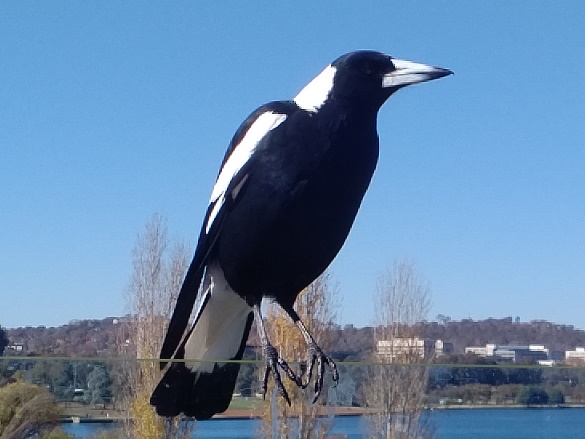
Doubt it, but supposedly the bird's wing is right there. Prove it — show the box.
[158,101,295,368]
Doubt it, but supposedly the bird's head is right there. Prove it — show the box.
[294,50,452,113]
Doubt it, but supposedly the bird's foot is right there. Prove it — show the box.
[300,342,339,403]
[261,344,302,405]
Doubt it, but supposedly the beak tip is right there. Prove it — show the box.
[437,67,454,78]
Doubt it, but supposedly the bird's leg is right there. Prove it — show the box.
[284,307,339,403]
[253,304,301,405]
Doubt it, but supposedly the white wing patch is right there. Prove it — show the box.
[205,111,287,233]
[294,65,336,113]
[184,263,252,373]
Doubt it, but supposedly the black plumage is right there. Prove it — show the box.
[150,50,451,419]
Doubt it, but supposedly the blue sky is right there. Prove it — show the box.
[1,2,584,330]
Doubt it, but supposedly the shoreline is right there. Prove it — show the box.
[61,404,585,423]
[430,403,585,410]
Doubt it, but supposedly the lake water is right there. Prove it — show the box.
[63,407,585,439]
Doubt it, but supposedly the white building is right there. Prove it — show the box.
[6,343,24,352]
[566,347,585,362]
[435,339,454,357]
[377,338,452,361]
[465,343,497,357]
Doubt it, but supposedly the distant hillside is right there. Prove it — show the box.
[421,318,585,354]
[3,316,585,360]
[4,317,129,357]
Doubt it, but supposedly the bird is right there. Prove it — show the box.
[150,50,452,420]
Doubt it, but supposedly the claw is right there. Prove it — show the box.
[298,361,309,389]
[300,342,338,403]
[278,357,302,386]
[261,344,301,405]
[302,348,316,386]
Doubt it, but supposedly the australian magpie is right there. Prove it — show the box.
[150,50,451,419]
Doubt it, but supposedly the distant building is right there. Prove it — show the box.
[377,338,453,361]
[537,359,558,367]
[435,339,454,357]
[465,343,497,357]
[549,350,566,361]
[6,343,24,352]
[565,347,585,363]
[465,343,550,363]
[493,345,548,363]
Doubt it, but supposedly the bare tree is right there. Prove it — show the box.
[117,214,191,439]
[365,261,433,439]
[258,271,338,439]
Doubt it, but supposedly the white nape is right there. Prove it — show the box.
[294,65,336,113]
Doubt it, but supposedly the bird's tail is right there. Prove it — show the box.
[150,264,254,419]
